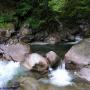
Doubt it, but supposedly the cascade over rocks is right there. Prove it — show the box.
[0,42,60,73]
[22,51,60,72]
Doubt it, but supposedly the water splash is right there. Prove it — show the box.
[0,61,20,87]
[65,36,83,45]
[49,61,73,86]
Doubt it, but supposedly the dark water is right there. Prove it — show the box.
[31,43,72,58]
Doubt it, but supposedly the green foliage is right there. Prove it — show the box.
[0,22,13,30]
[15,0,50,30]
[26,17,41,29]
[16,0,32,17]
[0,12,15,29]
[49,0,65,12]
[0,14,14,23]
[0,0,90,31]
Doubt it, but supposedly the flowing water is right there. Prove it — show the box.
[0,43,90,90]
[38,61,73,87]
[0,61,20,88]
[30,43,90,90]
[49,62,73,86]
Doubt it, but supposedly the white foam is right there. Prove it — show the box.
[49,62,73,86]
[0,61,20,87]
[65,36,83,45]
[31,42,49,45]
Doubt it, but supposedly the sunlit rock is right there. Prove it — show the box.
[22,53,48,71]
[65,38,90,82]
[65,38,90,65]
[46,51,60,69]
[0,43,30,62]
[22,51,60,72]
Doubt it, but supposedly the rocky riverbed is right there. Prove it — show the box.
[0,39,90,90]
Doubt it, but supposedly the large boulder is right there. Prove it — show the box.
[0,43,30,62]
[22,51,60,72]
[46,51,60,69]
[65,38,90,82]
[22,53,48,71]
[65,38,90,65]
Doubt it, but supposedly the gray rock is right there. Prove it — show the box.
[22,51,60,72]
[46,51,60,69]
[45,33,61,44]
[22,53,48,71]
[0,43,30,62]
[17,77,40,90]
[65,38,90,82]
[75,66,90,82]
[65,38,90,65]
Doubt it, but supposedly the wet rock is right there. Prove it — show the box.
[75,66,90,82]
[22,53,48,71]
[46,51,60,69]
[65,38,90,65]
[0,43,30,62]
[17,77,40,90]
[44,33,61,44]
[22,51,60,72]
[65,38,90,82]
[65,62,79,70]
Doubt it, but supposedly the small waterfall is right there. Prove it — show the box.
[0,60,20,88]
[49,61,73,86]
[65,35,83,45]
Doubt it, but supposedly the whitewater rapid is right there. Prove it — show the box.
[39,61,73,86]
[0,60,73,87]
[0,61,20,87]
[49,61,73,86]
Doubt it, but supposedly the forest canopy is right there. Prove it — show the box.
[0,0,90,30]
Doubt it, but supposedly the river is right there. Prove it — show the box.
[0,43,90,90]
[30,43,90,90]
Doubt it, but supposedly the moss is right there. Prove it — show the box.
[0,23,14,30]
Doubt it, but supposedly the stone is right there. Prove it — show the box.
[75,66,90,82]
[0,43,30,62]
[46,51,60,69]
[22,51,60,72]
[65,38,90,82]
[22,53,48,71]
[65,38,90,65]
[17,77,40,90]
[45,33,61,44]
